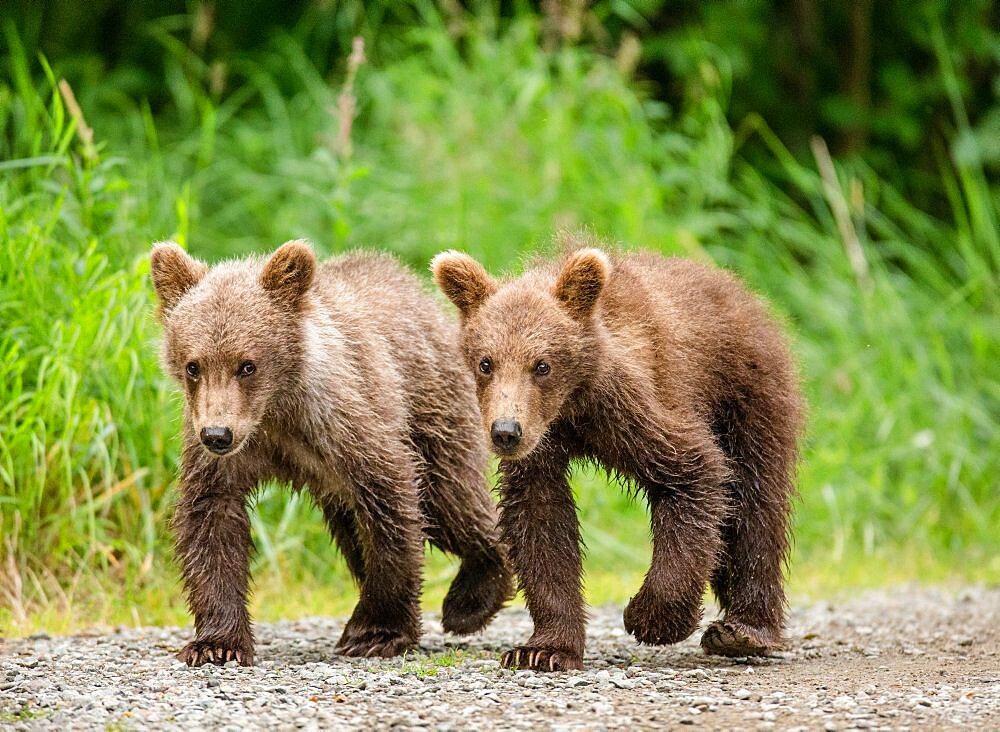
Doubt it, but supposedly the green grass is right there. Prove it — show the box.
[0,11,997,636]
[0,705,50,722]
[386,648,485,677]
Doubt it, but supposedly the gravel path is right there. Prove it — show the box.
[2,586,998,730]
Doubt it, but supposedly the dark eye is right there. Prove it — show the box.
[185,362,199,379]
[479,357,492,375]
[534,361,551,377]
[237,361,256,378]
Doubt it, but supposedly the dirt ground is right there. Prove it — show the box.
[1,585,998,730]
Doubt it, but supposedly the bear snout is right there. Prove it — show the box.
[490,419,522,452]
[200,425,234,454]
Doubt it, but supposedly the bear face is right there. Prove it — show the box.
[433,248,610,460]
[150,240,315,457]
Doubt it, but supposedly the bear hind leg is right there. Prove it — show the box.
[315,494,367,586]
[703,398,797,657]
[416,433,513,635]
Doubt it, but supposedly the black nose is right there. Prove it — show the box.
[490,419,522,451]
[200,426,234,453]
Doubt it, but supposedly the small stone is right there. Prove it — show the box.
[735,689,753,700]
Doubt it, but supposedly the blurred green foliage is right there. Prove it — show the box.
[0,3,997,632]
[7,0,999,208]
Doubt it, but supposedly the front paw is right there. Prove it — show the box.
[500,646,583,672]
[335,625,417,658]
[177,639,254,667]
[623,587,701,646]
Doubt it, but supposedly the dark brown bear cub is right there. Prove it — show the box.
[151,240,512,666]
[433,245,803,671]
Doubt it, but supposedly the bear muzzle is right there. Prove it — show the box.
[490,419,523,453]
[200,425,235,455]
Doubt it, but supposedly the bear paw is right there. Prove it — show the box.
[623,588,701,646]
[441,551,513,635]
[700,620,783,657]
[500,646,583,672]
[335,626,417,658]
[177,639,254,667]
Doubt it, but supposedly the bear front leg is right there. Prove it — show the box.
[335,456,424,659]
[173,448,256,667]
[618,422,731,647]
[498,445,585,672]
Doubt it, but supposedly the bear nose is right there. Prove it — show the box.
[200,426,234,454]
[490,419,522,451]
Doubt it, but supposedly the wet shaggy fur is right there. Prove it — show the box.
[151,241,512,667]
[433,245,804,671]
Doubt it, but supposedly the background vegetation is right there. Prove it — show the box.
[1,1,997,634]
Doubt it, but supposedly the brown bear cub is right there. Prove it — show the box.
[151,240,512,666]
[433,244,804,671]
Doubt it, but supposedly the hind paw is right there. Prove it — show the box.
[623,587,701,645]
[700,620,783,657]
[441,551,513,635]
[336,624,417,658]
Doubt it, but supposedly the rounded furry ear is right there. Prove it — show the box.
[261,240,316,306]
[553,248,610,319]
[150,241,207,317]
[431,250,498,319]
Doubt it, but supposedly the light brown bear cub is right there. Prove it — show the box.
[433,245,803,671]
[151,240,512,666]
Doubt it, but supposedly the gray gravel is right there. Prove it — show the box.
[2,586,998,730]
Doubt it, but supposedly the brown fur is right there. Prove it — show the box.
[151,240,512,667]
[432,244,804,671]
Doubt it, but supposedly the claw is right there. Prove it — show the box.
[235,651,242,665]
[549,654,557,672]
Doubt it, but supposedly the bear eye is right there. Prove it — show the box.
[534,361,551,377]
[185,362,200,379]
[237,360,256,378]
[479,357,493,375]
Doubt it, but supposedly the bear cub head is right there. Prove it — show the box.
[432,248,610,461]
[150,240,316,457]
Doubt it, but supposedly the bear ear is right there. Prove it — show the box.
[553,248,610,320]
[150,241,207,318]
[431,250,498,319]
[261,240,316,307]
